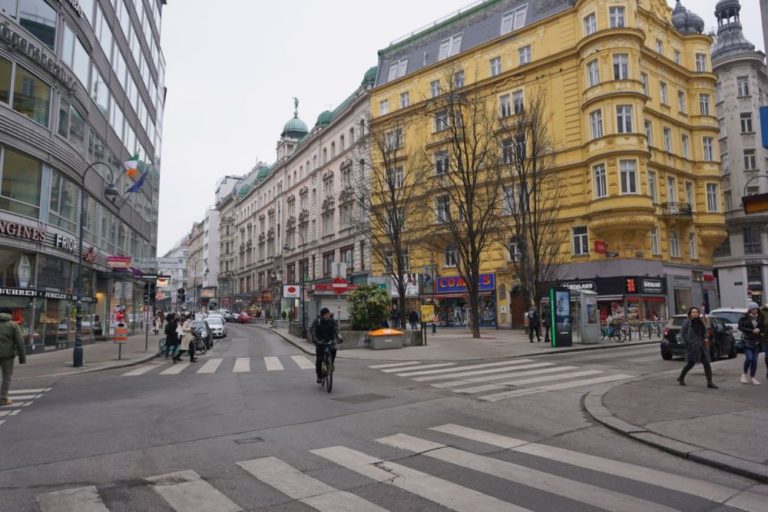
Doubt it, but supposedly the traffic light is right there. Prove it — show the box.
[144,282,157,305]
[177,288,186,304]
[143,282,150,304]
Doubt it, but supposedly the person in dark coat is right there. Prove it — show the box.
[526,305,541,343]
[677,307,717,388]
[738,301,764,385]
[164,313,181,362]
[408,310,419,330]
[313,308,340,383]
[541,303,551,344]
[0,308,26,406]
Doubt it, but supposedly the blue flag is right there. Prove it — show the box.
[126,168,149,193]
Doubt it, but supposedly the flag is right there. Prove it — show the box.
[126,168,149,193]
[123,154,141,179]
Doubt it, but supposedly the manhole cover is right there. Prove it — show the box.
[234,436,264,445]
[333,393,390,404]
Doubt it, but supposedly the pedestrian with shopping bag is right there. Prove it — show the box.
[0,308,26,406]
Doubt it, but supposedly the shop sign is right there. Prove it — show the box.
[0,286,95,302]
[54,233,77,253]
[107,256,132,269]
[0,21,76,90]
[560,281,596,292]
[14,255,31,288]
[83,247,97,263]
[156,257,186,269]
[593,240,606,254]
[283,285,301,298]
[0,219,46,242]
[640,278,664,294]
[436,273,495,294]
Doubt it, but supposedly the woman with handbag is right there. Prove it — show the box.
[677,306,718,389]
[738,302,764,385]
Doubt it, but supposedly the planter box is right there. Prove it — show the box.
[338,330,369,349]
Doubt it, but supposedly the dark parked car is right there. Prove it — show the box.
[190,320,212,349]
[660,315,737,361]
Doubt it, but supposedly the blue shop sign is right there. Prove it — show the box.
[436,273,495,294]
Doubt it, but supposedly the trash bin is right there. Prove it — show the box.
[367,328,404,350]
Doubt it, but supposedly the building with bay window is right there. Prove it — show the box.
[0,0,166,351]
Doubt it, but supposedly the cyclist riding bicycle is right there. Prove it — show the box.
[312,308,341,383]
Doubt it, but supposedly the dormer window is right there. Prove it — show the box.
[438,34,462,60]
[387,59,408,81]
[501,5,527,34]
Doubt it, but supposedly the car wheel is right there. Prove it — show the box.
[661,350,673,360]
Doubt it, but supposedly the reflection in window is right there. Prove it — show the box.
[49,170,79,233]
[91,67,110,117]
[0,148,43,218]
[19,0,57,50]
[13,65,50,127]
[62,24,90,87]
[0,56,11,104]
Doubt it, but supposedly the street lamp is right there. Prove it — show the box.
[74,161,122,368]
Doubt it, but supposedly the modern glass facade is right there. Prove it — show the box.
[0,0,165,352]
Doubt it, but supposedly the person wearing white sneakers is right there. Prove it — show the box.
[738,302,764,385]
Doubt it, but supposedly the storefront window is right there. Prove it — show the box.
[0,147,42,218]
[0,56,11,104]
[49,170,80,233]
[674,288,691,315]
[13,65,51,127]
[37,254,72,291]
[19,0,57,51]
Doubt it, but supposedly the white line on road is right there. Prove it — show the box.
[399,359,537,378]
[380,363,455,373]
[377,434,677,512]
[36,485,110,512]
[430,366,581,389]
[197,358,223,374]
[122,364,158,376]
[233,357,250,373]
[159,362,191,375]
[3,394,41,400]
[431,424,739,504]
[0,409,21,417]
[237,457,389,512]
[146,469,242,512]
[9,388,51,394]
[454,369,605,394]
[479,374,634,402]
[291,355,315,370]
[311,446,529,512]
[368,361,421,369]
[412,362,553,382]
[265,357,284,371]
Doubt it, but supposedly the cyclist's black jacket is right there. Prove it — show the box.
[313,318,338,344]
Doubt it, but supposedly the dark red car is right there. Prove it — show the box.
[237,312,251,324]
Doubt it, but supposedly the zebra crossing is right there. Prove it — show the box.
[369,359,635,401]
[121,355,315,377]
[33,422,765,512]
[0,388,51,429]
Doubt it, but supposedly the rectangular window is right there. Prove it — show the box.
[48,171,79,233]
[589,110,603,139]
[659,81,668,105]
[673,49,681,64]
[743,226,762,254]
[584,13,597,35]
[13,65,50,127]
[724,189,733,210]
[19,0,57,50]
[656,39,664,55]
[669,231,680,258]
[640,72,648,95]
[737,76,749,96]
[681,134,690,158]
[616,105,633,133]
[587,60,600,87]
[651,227,660,255]
[434,110,448,132]
[438,35,462,60]
[685,181,694,209]
[508,240,522,262]
[501,5,527,34]
[499,94,512,118]
[323,251,334,278]
[702,137,714,161]
[744,149,756,170]
[593,164,607,198]
[501,138,513,164]
[430,80,440,98]
[619,160,637,194]
[379,99,389,115]
[62,24,90,87]
[573,226,589,255]
[501,184,515,213]
[677,90,686,113]
[519,45,532,65]
[648,171,657,202]
[444,246,459,267]
[695,53,707,72]
[740,112,753,133]
[713,236,731,258]
[613,54,628,80]
[609,6,625,28]
[436,196,450,223]
[387,59,408,81]
[490,56,501,77]
[706,183,719,212]
[453,70,464,88]
[400,92,409,108]
[512,89,524,114]
[0,147,43,218]
[645,120,653,146]
[434,151,449,174]
[667,176,677,202]
[699,94,710,115]
[663,127,672,152]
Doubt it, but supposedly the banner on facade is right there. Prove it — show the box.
[436,273,495,294]
[107,256,132,269]
[156,257,186,269]
[283,285,301,298]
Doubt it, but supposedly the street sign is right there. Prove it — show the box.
[156,257,186,269]
[331,277,348,294]
[283,285,301,298]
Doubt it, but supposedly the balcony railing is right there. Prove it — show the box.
[661,202,692,216]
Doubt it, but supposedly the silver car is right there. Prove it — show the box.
[207,316,227,338]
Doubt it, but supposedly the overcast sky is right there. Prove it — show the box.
[156,0,764,255]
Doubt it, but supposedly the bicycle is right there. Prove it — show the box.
[317,340,336,393]
[191,329,207,355]
[601,322,627,343]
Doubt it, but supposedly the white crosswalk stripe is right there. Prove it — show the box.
[30,422,765,512]
[454,369,606,394]
[396,359,536,377]
[478,373,635,401]
[238,457,389,512]
[159,362,190,375]
[0,388,51,428]
[430,365,581,389]
[380,362,455,373]
[121,356,317,376]
[233,357,250,373]
[9,387,51,394]
[122,364,159,376]
[197,358,223,374]
[412,362,554,382]
[291,355,315,369]
[264,356,284,371]
[368,361,422,369]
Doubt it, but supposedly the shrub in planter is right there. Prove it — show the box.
[348,284,390,331]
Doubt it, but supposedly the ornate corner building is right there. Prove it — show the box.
[369,0,726,327]
[0,0,166,349]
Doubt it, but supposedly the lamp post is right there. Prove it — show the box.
[74,161,121,368]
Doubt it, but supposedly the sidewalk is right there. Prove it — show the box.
[14,331,162,380]
[266,324,768,483]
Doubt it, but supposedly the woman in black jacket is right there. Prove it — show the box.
[677,307,718,389]
[164,313,181,362]
[738,302,764,385]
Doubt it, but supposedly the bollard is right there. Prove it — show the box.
[432,322,437,334]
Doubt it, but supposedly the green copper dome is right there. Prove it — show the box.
[362,66,378,87]
[316,110,333,127]
[256,164,271,182]
[281,116,308,139]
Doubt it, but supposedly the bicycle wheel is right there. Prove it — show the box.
[324,353,333,393]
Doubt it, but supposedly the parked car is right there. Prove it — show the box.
[237,312,251,324]
[708,308,746,338]
[660,314,737,361]
[207,316,227,338]
[190,320,212,349]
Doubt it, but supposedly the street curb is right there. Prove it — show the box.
[583,383,768,484]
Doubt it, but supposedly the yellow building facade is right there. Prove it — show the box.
[369,0,726,327]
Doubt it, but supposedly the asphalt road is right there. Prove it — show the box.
[0,324,763,511]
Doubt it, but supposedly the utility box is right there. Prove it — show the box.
[367,328,404,350]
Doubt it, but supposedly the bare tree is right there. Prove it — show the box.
[352,117,431,328]
[498,88,565,315]
[428,66,504,338]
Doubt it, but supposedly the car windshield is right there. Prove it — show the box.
[670,316,686,327]
[207,318,223,325]
[191,321,206,329]
[711,312,742,324]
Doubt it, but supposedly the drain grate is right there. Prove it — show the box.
[234,436,264,445]
[332,393,390,404]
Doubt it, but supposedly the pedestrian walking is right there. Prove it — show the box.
[541,303,551,344]
[0,308,26,406]
[760,304,768,379]
[390,306,400,329]
[164,313,181,362]
[526,305,541,343]
[677,307,718,389]
[738,302,764,385]
[408,310,419,331]
[182,314,197,363]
